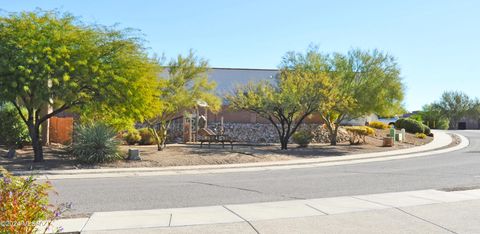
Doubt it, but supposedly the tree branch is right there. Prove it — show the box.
[11,100,28,124]
[37,103,72,125]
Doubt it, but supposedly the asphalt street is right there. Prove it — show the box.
[50,130,480,216]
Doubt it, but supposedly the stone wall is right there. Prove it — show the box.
[164,121,350,144]
[206,122,349,144]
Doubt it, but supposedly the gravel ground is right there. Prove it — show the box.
[0,129,433,171]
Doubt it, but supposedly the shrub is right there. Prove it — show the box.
[419,105,450,130]
[72,122,122,164]
[395,118,425,134]
[0,103,30,148]
[415,133,427,139]
[434,119,450,130]
[368,121,389,129]
[345,126,375,145]
[123,129,141,145]
[292,130,314,147]
[423,124,431,135]
[138,128,156,145]
[0,170,64,234]
[423,118,449,130]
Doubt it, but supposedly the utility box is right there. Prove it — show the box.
[395,133,403,142]
[389,128,396,137]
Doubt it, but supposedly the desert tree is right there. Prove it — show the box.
[432,91,475,129]
[227,54,330,150]
[0,11,160,162]
[144,51,221,151]
[285,47,404,145]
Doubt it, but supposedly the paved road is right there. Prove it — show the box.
[51,130,480,216]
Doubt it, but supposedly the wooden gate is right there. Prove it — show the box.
[49,117,73,145]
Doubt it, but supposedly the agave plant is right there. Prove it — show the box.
[72,122,122,164]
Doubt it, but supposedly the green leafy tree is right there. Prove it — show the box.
[286,47,404,145]
[418,104,449,129]
[432,91,474,129]
[77,53,161,131]
[0,103,30,148]
[145,52,221,151]
[472,100,480,122]
[0,11,159,162]
[227,55,329,150]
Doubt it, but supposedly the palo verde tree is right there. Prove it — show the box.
[0,10,160,162]
[227,54,329,150]
[77,48,161,131]
[145,51,221,151]
[287,47,404,145]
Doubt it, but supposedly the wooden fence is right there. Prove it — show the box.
[49,117,73,145]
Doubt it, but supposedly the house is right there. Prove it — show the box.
[457,117,480,130]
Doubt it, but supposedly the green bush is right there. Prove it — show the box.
[0,170,63,233]
[0,103,30,148]
[425,118,449,130]
[123,129,141,145]
[434,119,450,130]
[368,121,389,129]
[138,128,156,145]
[72,122,122,164]
[395,118,425,134]
[419,105,450,130]
[423,124,431,135]
[292,130,314,147]
[415,133,427,139]
[345,126,375,145]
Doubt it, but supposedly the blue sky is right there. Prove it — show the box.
[1,0,479,111]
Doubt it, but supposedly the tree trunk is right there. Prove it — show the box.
[157,135,166,151]
[151,124,168,151]
[29,124,44,162]
[330,134,337,145]
[330,125,340,146]
[280,138,288,150]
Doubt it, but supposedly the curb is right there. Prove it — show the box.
[17,131,469,180]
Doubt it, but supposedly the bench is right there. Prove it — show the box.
[199,134,234,150]
[197,128,234,150]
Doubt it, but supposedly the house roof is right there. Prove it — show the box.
[207,67,279,95]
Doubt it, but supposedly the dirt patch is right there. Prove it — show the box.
[0,129,434,171]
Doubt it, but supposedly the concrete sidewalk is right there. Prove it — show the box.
[25,131,468,180]
[45,188,480,233]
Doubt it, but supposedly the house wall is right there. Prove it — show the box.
[458,117,480,129]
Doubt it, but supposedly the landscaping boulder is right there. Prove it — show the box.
[127,149,141,160]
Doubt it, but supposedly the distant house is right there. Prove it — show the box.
[399,111,479,130]
[457,117,480,130]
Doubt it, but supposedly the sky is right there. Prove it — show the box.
[1,0,479,111]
